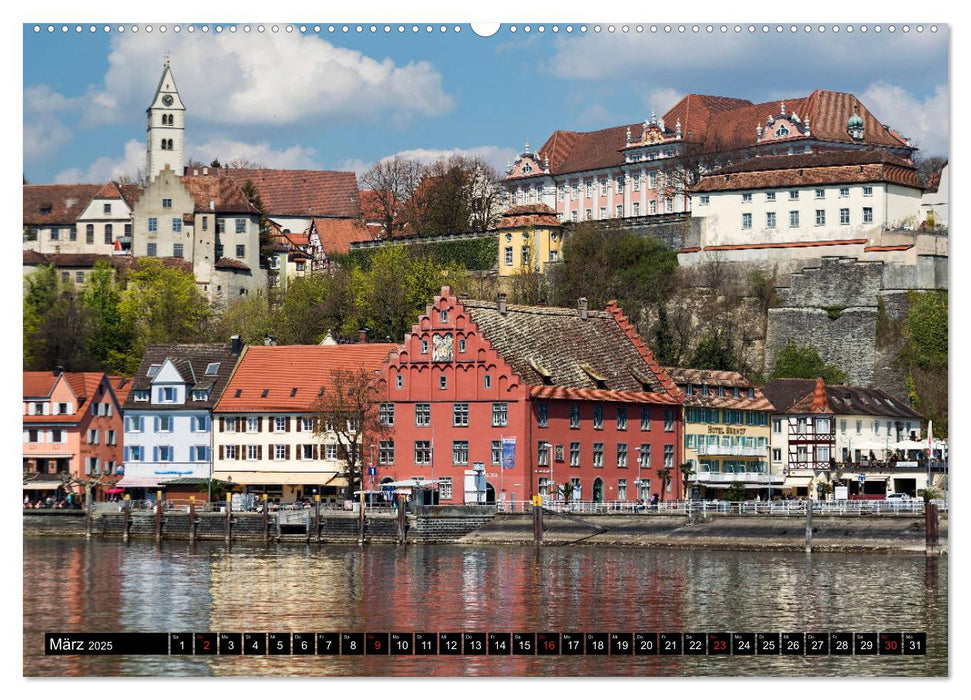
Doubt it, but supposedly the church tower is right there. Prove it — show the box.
[146,57,185,181]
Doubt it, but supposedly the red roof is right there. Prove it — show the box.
[496,203,563,230]
[23,371,59,398]
[213,169,361,218]
[23,184,101,225]
[311,218,373,256]
[214,344,398,412]
[524,90,912,178]
[110,376,133,405]
[180,176,258,214]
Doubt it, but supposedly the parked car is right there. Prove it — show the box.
[886,493,912,501]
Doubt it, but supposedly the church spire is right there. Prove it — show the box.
[146,59,185,181]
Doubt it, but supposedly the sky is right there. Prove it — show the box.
[22,22,949,185]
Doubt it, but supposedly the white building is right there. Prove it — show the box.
[920,162,948,228]
[119,341,241,499]
[763,378,928,499]
[683,149,928,266]
[211,343,397,503]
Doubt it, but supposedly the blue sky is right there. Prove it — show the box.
[23,22,949,184]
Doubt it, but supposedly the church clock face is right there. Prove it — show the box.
[162,94,174,106]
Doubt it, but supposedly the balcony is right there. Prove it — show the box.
[696,444,767,457]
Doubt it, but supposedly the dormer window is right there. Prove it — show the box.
[775,125,789,137]
[192,389,209,401]
[40,206,52,215]
[522,163,533,174]
[134,390,149,402]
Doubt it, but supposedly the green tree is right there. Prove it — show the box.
[212,294,277,346]
[771,340,848,384]
[80,261,132,373]
[278,269,355,344]
[655,467,672,503]
[117,259,210,373]
[23,267,97,371]
[724,480,747,502]
[901,290,948,438]
[688,330,737,371]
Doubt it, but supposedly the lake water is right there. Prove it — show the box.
[23,537,947,677]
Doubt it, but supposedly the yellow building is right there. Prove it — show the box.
[664,367,781,499]
[496,204,564,277]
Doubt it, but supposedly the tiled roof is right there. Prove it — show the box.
[360,189,399,223]
[181,176,259,214]
[214,169,362,218]
[118,184,144,208]
[214,257,251,271]
[23,252,112,268]
[522,90,911,179]
[762,378,923,419]
[214,344,398,412]
[92,180,142,206]
[23,371,59,398]
[663,367,775,411]
[691,149,922,192]
[125,343,241,410]
[496,203,563,230]
[311,217,373,256]
[529,386,681,405]
[23,184,101,225]
[110,376,133,405]
[460,297,678,399]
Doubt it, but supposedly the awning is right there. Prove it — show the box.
[783,477,814,487]
[23,453,75,459]
[115,476,166,488]
[22,482,64,490]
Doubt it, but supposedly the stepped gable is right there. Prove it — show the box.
[215,344,398,413]
[496,203,562,229]
[125,343,240,410]
[23,184,101,225]
[692,149,923,192]
[215,168,361,218]
[181,175,258,213]
[663,367,775,411]
[460,298,680,403]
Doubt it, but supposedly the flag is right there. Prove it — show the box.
[501,437,516,470]
[927,420,933,458]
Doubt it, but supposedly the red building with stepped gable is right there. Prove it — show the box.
[373,286,684,506]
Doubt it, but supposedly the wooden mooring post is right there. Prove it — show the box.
[358,490,366,546]
[225,497,233,544]
[261,494,268,543]
[188,497,196,543]
[123,494,131,541]
[533,496,544,545]
[85,484,93,539]
[315,495,321,545]
[805,500,814,554]
[396,494,407,544]
[155,490,163,542]
[925,503,940,556]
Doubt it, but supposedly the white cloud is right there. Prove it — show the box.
[860,82,948,156]
[54,139,146,184]
[186,139,322,169]
[575,103,611,127]
[343,145,518,177]
[643,88,683,115]
[23,86,79,161]
[84,32,454,128]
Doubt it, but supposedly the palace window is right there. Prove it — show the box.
[863,207,873,223]
[816,210,826,226]
[148,218,158,233]
[815,189,825,199]
[632,202,640,216]
[599,206,607,219]
[789,211,800,228]
[863,186,873,197]
[789,190,799,200]
[840,208,850,225]
[600,179,608,196]
[766,192,776,202]
[572,182,579,199]
[742,193,752,203]
[453,403,469,427]
[632,173,640,191]
[742,213,752,229]
[766,212,776,228]
[840,187,850,198]
[585,181,592,198]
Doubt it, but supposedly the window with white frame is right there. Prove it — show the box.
[414,441,431,465]
[742,193,753,203]
[632,173,641,191]
[246,416,259,433]
[815,210,826,226]
[415,403,431,426]
[863,207,873,223]
[789,190,799,200]
[766,212,776,228]
[274,444,287,460]
[632,202,640,216]
[438,477,453,500]
[766,192,776,202]
[617,406,628,430]
[789,210,800,227]
[379,440,395,465]
[600,179,607,196]
[325,444,337,460]
[491,440,502,465]
[592,443,604,468]
[572,182,579,199]
[247,445,259,460]
[839,187,850,198]
[452,441,469,465]
[840,208,850,225]
[538,441,549,466]
[640,406,651,431]
[274,416,286,432]
[863,186,873,197]
[649,200,657,214]
[639,444,651,469]
[570,405,580,428]
[492,402,508,427]
[815,189,825,199]
[157,415,173,432]
[664,408,674,431]
[617,443,628,468]
[599,206,607,219]
[663,445,674,469]
[742,213,752,229]
[453,403,469,427]
[593,406,604,429]
[224,445,237,460]
[379,403,395,426]
[570,442,580,466]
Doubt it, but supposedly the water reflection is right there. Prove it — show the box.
[23,538,946,677]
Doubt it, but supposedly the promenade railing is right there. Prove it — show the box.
[495,499,944,516]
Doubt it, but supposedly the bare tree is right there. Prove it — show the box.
[400,154,504,236]
[310,368,390,500]
[359,156,423,238]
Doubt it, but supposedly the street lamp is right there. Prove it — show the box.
[547,443,555,505]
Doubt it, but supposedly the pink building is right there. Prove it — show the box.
[23,370,127,503]
[504,90,914,224]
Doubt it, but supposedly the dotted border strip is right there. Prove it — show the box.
[31,24,940,35]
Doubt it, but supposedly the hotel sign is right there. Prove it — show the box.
[706,426,749,436]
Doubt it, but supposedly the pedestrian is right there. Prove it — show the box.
[24,495,30,508]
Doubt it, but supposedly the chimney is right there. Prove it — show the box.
[358,329,368,344]
[53,366,63,377]
[263,334,277,347]
[202,167,208,175]
[230,335,243,354]
[578,297,588,320]
[497,292,507,315]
